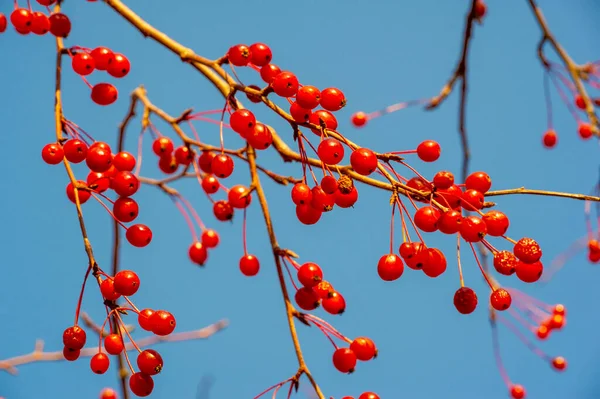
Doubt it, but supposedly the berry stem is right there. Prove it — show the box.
[456,234,465,288]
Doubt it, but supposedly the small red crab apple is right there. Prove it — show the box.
[309,109,338,135]
[578,122,593,140]
[453,287,478,314]
[351,111,368,127]
[100,388,118,399]
[359,393,380,399]
[490,288,512,310]
[149,310,176,336]
[239,255,260,276]
[227,44,251,66]
[542,129,557,148]
[90,352,110,374]
[129,372,154,397]
[296,85,321,109]
[377,254,404,281]
[11,9,33,34]
[271,71,299,97]
[63,326,87,350]
[417,140,441,162]
[31,12,50,35]
[249,43,272,66]
[113,270,141,296]
[350,148,378,175]
[510,384,526,399]
[0,13,7,33]
[41,143,64,165]
[104,334,125,355]
[474,0,487,19]
[332,347,357,373]
[189,242,208,266]
[91,83,118,106]
[350,337,378,361]
[137,349,164,375]
[320,87,346,111]
[49,13,71,37]
[126,224,153,247]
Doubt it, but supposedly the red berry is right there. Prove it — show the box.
[201,229,220,248]
[112,171,140,197]
[490,288,512,310]
[246,123,273,150]
[310,186,335,212]
[459,216,487,242]
[515,260,543,283]
[271,71,299,97]
[213,200,234,221]
[230,109,256,137]
[493,250,517,275]
[416,140,441,162]
[138,309,154,331]
[137,349,163,375]
[239,255,260,276]
[90,353,110,374]
[63,347,80,361]
[314,281,334,299]
[228,185,252,209]
[575,94,586,110]
[0,13,7,33]
[482,210,509,236]
[351,112,368,127]
[126,224,153,247]
[350,148,378,175]
[350,337,377,361]
[198,151,216,173]
[211,154,234,178]
[100,388,118,399]
[63,139,88,163]
[552,356,567,371]
[249,43,272,66]
[317,138,345,165]
[107,53,131,78]
[260,63,281,84]
[100,278,121,301]
[296,204,323,225]
[322,291,346,314]
[150,310,176,336]
[461,189,485,210]
[174,146,194,165]
[433,170,454,189]
[332,348,356,373]
[189,242,208,265]
[465,171,492,193]
[291,183,312,205]
[104,334,124,355]
[72,52,95,75]
[422,248,447,278]
[474,0,487,18]
[435,184,462,208]
[152,137,174,156]
[201,175,220,194]
[129,372,154,397]
[543,129,557,148]
[11,9,33,33]
[49,13,71,37]
[227,44,251,66]
[320,88,346,111]
[91,83,118,106]
[453,287,478,314]
[158,155,178,174]
[510,384,526,399]
[31,12,50,35]
[296,86,321,109]
[113,270,140,296]
[290,102,313,123]
[91,47,115,70]
[377,254,404,281]
[295,287,320,310]
[297,262,323,287]
[359,394,380,399]
[438,210,462,234]
[308,110,338,135]
[66,181,91,204]
[113,151,136,172]
[86,147,112,173]
[513,237,542,263]
[414,206,441,232]
[63,326,87,350]
[335,187,359,208]
[42,143,64,165]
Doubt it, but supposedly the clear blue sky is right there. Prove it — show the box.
[1,1,599,398]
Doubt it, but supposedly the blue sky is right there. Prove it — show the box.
[1,1,599,399]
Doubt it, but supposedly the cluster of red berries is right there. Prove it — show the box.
[2,1,70,37]
[588,239,600,263]
[69,46,131,106]
[291,261,346,315]
[332,337,377,374]
[41,138,153,248]
[534,304,567,341]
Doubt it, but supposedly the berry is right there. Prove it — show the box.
[459,216,487,242]
[351,111,368,127]
[11,9,33,33]
[227,44,251,66]
[317,138,345,165]
[150,310,176,336]
[465,171,492,193]
[198,151,216,173]
[201,229,220,248]
[453,287,478,314]
[414,206,441,232]
[189,242,208,265]
[49,13,71,37]
[320,88,346,111]
[350,148,378,175]
[308,110,338,135]
[416,140,441,162]
[158,156,178,174]
[87,171,110,193]
[515,260,543,283]
[100,388,118,399]
[422,248,447,278]
[90,353,110,374]
[260,64,281,84]
[490,288,512,310]
[213,200,234,221]
[174,146,194,165]
[152,137,174,156]
[66,181,91,204]
[543,129,557,148]
[246,123,273,150]
[107,53,131,78]
[42,143,64,165]
[271,71,299,97]
[510,384,526,399]
[350,337,377,361]
[239,255,260,276]
[112,152,135,172]
[296,86,321,109]
[100,278,121,301]
[332,348,356,373]
[230,109,256,137]
[138,309,154,331]
[461,189,485,210]
[297,262,323,287]
[359,394,380,399]
[249,43,272,66]
[91,47,115,70]
[314,281,334,299]
[295,287,320,310]
[482,210,509,236]
[551,356,567,371]
[335,187,359,208]
[310,185,336,211]
[575,94,586,110]
[290,102,312,123]
[322,291,346,314]
[114,270,140,296]
[578,123,593,139]
[104,334,124,355]
[377,254,404,281]
[433,171,454,189]
[112,171,140,197]
[86,146,113,173]
[513,237,542,263]
[211,154,234,178]
[202,175,220,194]
[493,250,517,275]
[0,14,7,34]
[31,12,50,35]
[72,53,95,75]
[438,210,462,234]
[63,347,80,361]
[474,0,487,18]
[291,183,312,205]
[91,83,118,106]
[63,326,87,350]
[321,175,338,194]
[126,224,153,247]
[296,204,322,225]
[129,373,154,397]
[137,349,163,375]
